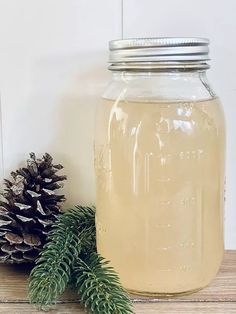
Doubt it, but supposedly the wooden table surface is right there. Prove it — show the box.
[0,250,235,314]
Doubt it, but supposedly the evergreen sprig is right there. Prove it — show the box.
[74,253,133,314]
[28,206,96,309]
[28,206,133,314]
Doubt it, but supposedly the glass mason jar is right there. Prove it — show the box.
[95,38,225,296]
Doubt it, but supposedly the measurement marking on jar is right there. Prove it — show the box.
[159,200,171,205]
[179,149,204,160]
[155,223,172,228]
[179,241,195,248]
[180,196,196,207]
[179,265,191,272]
[156,177,171,183]
[158,269,172,272]
[155,241,195,251]
[157,266,192,272]
[156,246,172,251]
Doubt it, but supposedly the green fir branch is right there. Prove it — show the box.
[28,206,134,314]
[74,253,133,314]
[28,206,96,310]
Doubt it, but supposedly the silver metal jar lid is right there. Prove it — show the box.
[109,37,210,70]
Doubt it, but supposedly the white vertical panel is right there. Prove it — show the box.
[123,0,236,248]
[0,0,121,206]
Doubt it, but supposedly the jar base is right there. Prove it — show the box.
[128,286,203,298]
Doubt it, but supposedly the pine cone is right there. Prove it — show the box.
[0,153,67,264]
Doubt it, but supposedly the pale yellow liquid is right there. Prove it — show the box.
[95,98,225,295]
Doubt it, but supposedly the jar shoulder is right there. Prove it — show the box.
[103,72,217,102]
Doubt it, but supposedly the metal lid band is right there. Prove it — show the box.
[109,37,210,71]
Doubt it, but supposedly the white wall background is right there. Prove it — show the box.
[0,0,235,248]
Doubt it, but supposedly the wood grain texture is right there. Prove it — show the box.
[0,251,235,313]
[0,303,236,314]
